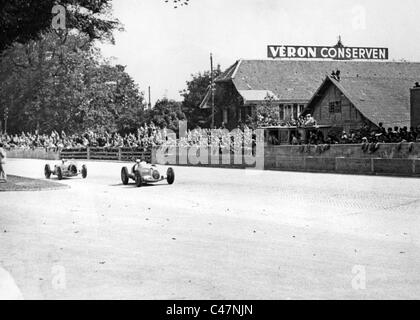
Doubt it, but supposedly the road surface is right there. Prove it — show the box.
[1,158,420,299]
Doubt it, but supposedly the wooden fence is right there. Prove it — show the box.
[60,147,152,162]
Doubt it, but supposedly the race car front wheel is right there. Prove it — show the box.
[56,167,63,180]
[121,167,129,185]
[167,167,175,185]
[135,171,143,188]
[81,165,87,179]
[44,164,51,179]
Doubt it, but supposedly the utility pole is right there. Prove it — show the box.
[210,53,215,129]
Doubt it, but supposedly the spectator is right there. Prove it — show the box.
[0,142,6,183]
[291,135,299,145]
[378,122,386,135]
[304,114,317,127]
[340,131,349,144]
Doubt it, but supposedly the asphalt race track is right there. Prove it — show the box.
[1,158,420,299]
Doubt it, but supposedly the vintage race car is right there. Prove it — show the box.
[44,160,87,180]
[121,160,175,187]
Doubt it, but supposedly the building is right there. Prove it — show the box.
[302,74,419,132]
[200,59,420,130]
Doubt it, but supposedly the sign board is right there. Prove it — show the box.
[267,45,388,60]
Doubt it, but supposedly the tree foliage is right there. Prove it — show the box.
[247,95,281,128]
[180,67,222,129]
[0,0,121,53]
[0,32,144,134]
[145,98,186,132]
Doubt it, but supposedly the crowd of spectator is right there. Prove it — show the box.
[256,113,318,129]
[0,123,163,151]
[323,123,419,145]
[0,121,419,152]
[0,122,256,153]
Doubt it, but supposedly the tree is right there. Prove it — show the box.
[0,32,145,134]
[247,94,282,128]
[145,98,185,132]
[180,68,222,129]
[0,0,121,53]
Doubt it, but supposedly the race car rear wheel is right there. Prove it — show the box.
[135,171,143,188]
[81,165,87,179]
[167,167,175,185]
[44,164,51,179]
[69,164,78,175]
[56,167,63,180]
[121,167,129,185]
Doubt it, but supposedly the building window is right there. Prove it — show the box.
[279,104,284,120]
[329,102,335,113]
[298,104,304,116]
[285,104,292,119]
[293,104,298,120]
[329,101,342,113]
[335,101,342,113]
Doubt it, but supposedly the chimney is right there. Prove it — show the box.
[336,69,341,81]
[410,84,420,129]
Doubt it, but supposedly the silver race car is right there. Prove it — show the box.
[44,159,87,180]
[121,160,175,187]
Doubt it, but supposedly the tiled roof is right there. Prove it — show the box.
[216,59,420,103]
[307,75,415,128]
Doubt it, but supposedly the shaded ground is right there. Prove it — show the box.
[0,175,69,192]
[1,159,420,300]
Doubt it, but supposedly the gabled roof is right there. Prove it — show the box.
[216,59,420,103]
[305,75,414,128]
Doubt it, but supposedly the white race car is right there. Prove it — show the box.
[45,160,87,180]
[121,160,175,187]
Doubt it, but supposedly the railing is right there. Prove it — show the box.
[60,147,152,163]
[59,148,89,160]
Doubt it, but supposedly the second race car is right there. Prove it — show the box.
[45,159,87,180]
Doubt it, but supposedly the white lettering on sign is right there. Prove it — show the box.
[267,45,388,60]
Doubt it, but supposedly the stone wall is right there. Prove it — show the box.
[265,143,420,177]
[6,148,60,160]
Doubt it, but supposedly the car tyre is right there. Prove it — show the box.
[167,167,175,185]
[44,164,52,179]
[135,171,143,188]
[81,165,87,179]
[56,167,63,180]
[121,167,129,185]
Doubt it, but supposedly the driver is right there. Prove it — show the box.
[134,158,148,171]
